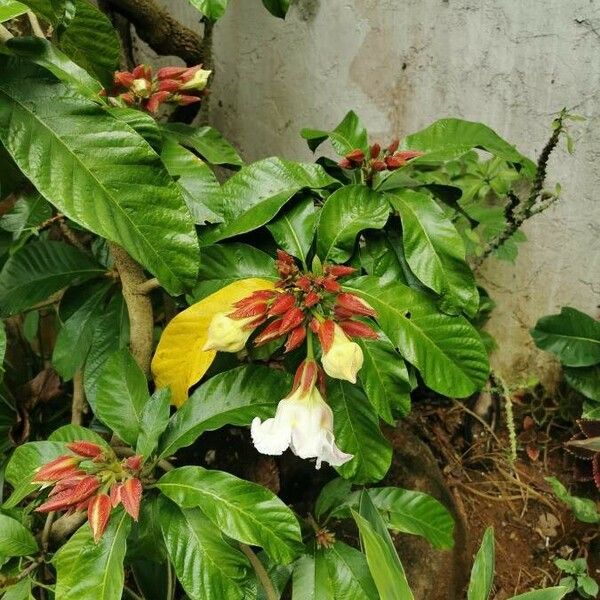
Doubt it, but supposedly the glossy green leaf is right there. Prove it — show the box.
[0,57,199,295]
[564,365,600,401]
[509,588,569,600]
[83,293,129,408]
[52,279,112,380]
[156,466,302,563]
[388,189,478,315]
[0,320,5,380]
[531,307,600,367]
[328,379,392,483]
[198,158,336,246]
[344,276,489,397]
[158,365,291,459]
[315,478,352,520]
[187,0,228,20]
[327,541,379,600]
[96,348,149,447]
[261,0,289,18]
[357,335,412,423]
[292,552,334,600]
[317,185,389,262]
[48,424,110,448]
[0,0,27,21]
[545,477,600,524]
[467,527,495,600]
[360,231,406,285]
[160,137,222,225]
[3,441,66,508]
[352,492,414,600]
[267,197,316,264]
[161,500,250,600]
[6,36,102,99]
[108,107,162,152]
[136,387,171,460]
[0,240,105,317]
[302,110,368,155]
[54,511,131,600]
[127,495,168,564]
[1,578,33,600]
[0,191,51,240]
[162,122,242,166]
[0,514,38,556]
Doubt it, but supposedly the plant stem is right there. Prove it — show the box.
[41,512,56,554]
[240,544,278,600]
[27,10,45,38]
[306,329,314,359]
[0,24,13,42]
[71,370,86,425]
[109,243,154,375]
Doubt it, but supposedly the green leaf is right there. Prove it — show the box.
[315,478,352,520]
[261,0,289,18]
[267,197,316,264]
[83,293,129,408]
[6,36,102,99]
[467,527,495,600]
[55,0,120,86]
[22,310,39,342]
[136,387,171,460]
[403,118,535,175]
[0,320,5,380]
[52,279,113,379]
[344,276,489,397]
[96,348,149,447]
[161,123,242,167]
[0,57,199,295]
[302,111,368,155]
[357,335,412,423]
[160,500,250,600]
[54,510,131,600]
[3,441,66,508]
[0,0,28,21]
[352,491,414,600]
[1,578,33,600]
[48,424,110,448]
[508,588,570,600]
[545,476,600,524]
[160,137,223,225]
[0,514,38,556]
[317,184,390,263]
[0,191,51,240]
[187,0,228,21]
[292,551,334,600]
[0,240,105,317]
[531,307,600,367]
[326,541,379,600]
[158,365,291,459]
[108,107,162,152]
[328,379,392,484]
[388,189,478,315]
[156,465,302,563]
[193,243,277,300]
[198,158,336,246]
[565,365,600,401]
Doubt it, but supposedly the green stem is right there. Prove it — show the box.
[306,329,314,359]
[240,544,278,600]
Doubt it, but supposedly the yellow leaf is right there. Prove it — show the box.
[151,278,275,407]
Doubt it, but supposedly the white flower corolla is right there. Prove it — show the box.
[202,313,255,353]
[321,324,364,383]
[181,68,212,91]
[251,384,352,469]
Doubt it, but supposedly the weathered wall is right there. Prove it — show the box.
[142,0,600,384]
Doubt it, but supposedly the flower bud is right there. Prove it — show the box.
[285,326,306,352]
[384,155,406,170]
[33,456,81,483]
[114,71,135,88]
[321,324,364,383]
[121,478,142,521]
[268,293,296,316]
[131,78,151,97]
[370,143,381,159]
[387,138,400,153]
[203,313,256,352]
[371,160,387,172]
[88,494,112,543]
[338,319,379,339]
[336,293,376,317]
[345,149,365,163]
[180,66,212,91]
[36,476,99,513]
[338,157,353,169]
[158,79,182,93]
[67,441,104,459]
[132,64,152,80]
[124,455,143,472]
[325,265,356,278]
[175,94,203,106]
[146,91,171,113]
[395,150,424,161]
[303,291,320,308]
[157,66,188,80]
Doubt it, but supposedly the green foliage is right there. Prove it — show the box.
[0,514,38,556]
[467,527,495,600]
[555,558,598,599]
[546,477,600,524]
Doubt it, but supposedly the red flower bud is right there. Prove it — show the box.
[33,456,81,483]
[316,319,335,353]
[338,157,353,169]
[336,293,377,317]
[395,150,424,161]
[387,138,400,153]
[279,307,305,334]
[309,318,320,334]
[254,319,284,345]
[321,277,341,293]
[120,92,135,106]
[303,291,320,308]
[284,326,306,353]
[269,293,296,316]
[121,478,142,521]
[334,306,355,320]
[291,359,319,394]
[175,94,202,106]
[110,482,123,507]
[67,441,104,459]
[345,149,365,163]
[371,160,387,172]
[146,91,171,113]
[338,320,379,339]
[157,66,188,80]
[296,276,312,292]
[326,265,357,278]
[158,79,182,93]
[370,143,381,159]
[36,476,99,513]
[49,473,87,496]
[384,155,406,170]
[114,71,135,88]
[88,493,112,543]
[132,64,152,80]
[124,455,143,472]
[229,301,268,319]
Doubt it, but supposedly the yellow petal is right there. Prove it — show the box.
[151,278,274,407]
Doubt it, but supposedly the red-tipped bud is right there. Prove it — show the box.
[269,293,296,316]
[49,473,87,496]
[321,277,341,293]
[110,483,123,507]
[124,455,143,472]
[345,149,365,163]
[304,291,320,308]
[384,155,406,170]
[229,301,268,319]
[296,276,312,292]
[338,320,379,339]
[36,476,99,513]
[120,92,135,106]
[276,250,295,266]
[234,290,276,308]
[279,307,305,334]
[334,306,354,320]
[175,94,202,106]
[371,160,387,172]
[146,91,171,113]
[114,71,135,88]
[88,494,112,543]
[370,143,381,159]
[316,319,335,353]
[395,150,424,161]
[157,66,188,80]
[338,157,353,169]
[158,79,182,93]
[67,441,104,459]
[132,64,152,80]
[336,293,377,317]
[254,319,284,345]
[284,326,307,353]
[121,478,143,521]
[326,265,357,278]
[387,138,400,153]
[291,359,319,394]
[33,456,81,483]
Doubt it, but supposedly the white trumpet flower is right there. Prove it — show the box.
[202,313,255,353]
[321,324,363,383]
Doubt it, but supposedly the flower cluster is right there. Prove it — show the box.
[104,64,211,113]
[33,441,143,542]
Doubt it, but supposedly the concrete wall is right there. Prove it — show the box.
[142,0,600,384]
